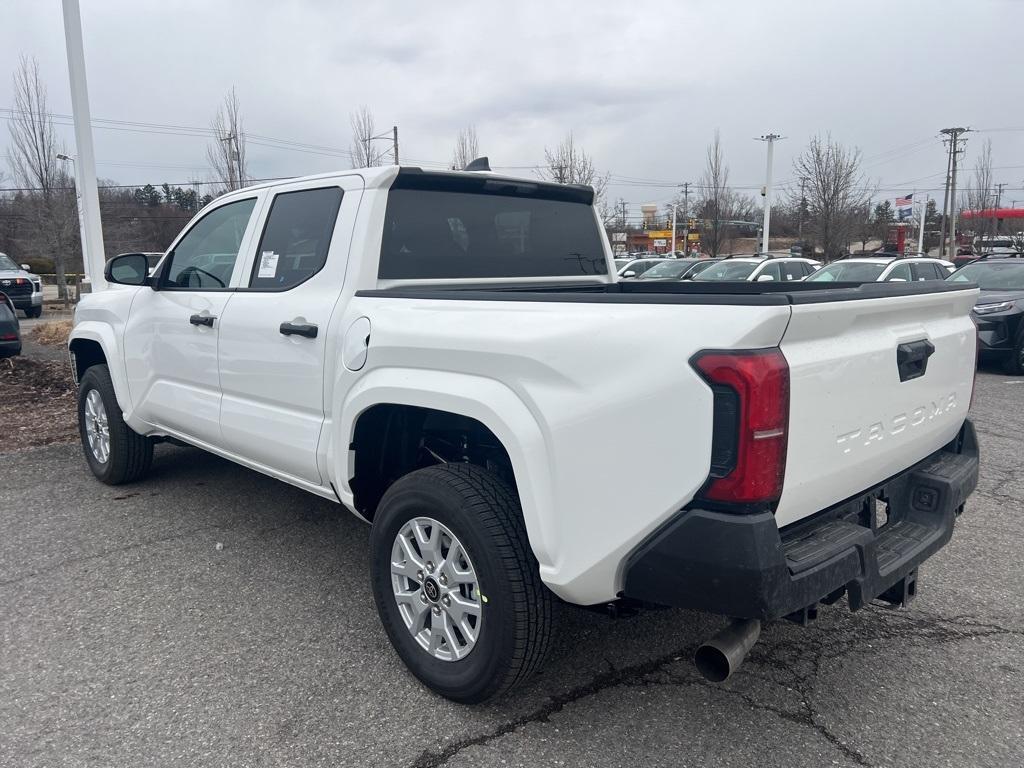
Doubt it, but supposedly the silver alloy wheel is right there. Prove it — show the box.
[84,389,110,464]
[391,516,483,662]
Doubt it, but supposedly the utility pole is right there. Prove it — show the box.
[392,125,399,166]
[61,0,107,291]
[756,134,783,254]
[993,181,1007,235]
[940,127,969,256]
[220,133,240,189]
[938,136,954,257]
[672,182,691,254]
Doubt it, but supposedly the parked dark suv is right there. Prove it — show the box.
[948,259,1024,373]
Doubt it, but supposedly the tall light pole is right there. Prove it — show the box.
[61,0,106,291]
[56,154,88,275]
[757,134,783,254]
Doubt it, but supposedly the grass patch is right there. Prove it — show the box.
[29,319,73,346]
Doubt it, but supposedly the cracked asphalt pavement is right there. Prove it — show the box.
[1,368,1022,767]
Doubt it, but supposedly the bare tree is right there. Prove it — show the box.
[696,131,733,256]
[962,138,994,236]
[350,106,383,168]
[7,55,77,296]
[791,134,869,261]
[452,125,480,170]
[541,131,609,209]
[206,87,248,191]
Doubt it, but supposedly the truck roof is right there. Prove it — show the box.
[229,165,594,198]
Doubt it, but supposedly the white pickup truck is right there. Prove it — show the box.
[70,163,980,702]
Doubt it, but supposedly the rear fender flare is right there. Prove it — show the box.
[335,367,558,572]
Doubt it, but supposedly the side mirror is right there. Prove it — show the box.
[20,264,30,271]
[621,270,636,278]
[104,253,150,287]
[756,274,775,282]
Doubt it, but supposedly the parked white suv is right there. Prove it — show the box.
[69,164,980,701]
[807,257,955,283]
[691,256,820,282]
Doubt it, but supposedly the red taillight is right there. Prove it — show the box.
[692,348,790,505]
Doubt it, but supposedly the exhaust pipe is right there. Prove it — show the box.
[694,618,761,682]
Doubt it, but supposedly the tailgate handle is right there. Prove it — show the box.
[896,339,935,382]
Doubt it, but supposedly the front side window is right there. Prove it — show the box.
[163,198,257,289]
[757,263,782,281]
[886,263,912,282]
[912,263,941,281]
[249,187,344,290]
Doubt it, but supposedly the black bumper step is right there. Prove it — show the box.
[623,420,980,620]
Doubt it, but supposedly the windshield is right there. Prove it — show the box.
[0,254,19,271]
[806,262,887,282]
[948,262,1024,291]
[692,261,757,280]
[977,239,1013,250]
[637,260,698,279]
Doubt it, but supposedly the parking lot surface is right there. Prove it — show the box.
[1,370,1022,768]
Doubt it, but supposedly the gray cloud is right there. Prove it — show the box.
[1,0,1022,209]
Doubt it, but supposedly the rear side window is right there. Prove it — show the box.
[912,262,942,281]
[779,261,805,281]
[379,177,606,280]
[249,187,343,290]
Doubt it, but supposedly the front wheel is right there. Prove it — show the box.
[369,463,553,703]
[1007,333,1024,375]
[78,364,153,484]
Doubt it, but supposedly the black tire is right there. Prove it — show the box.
[369,463,553,703]
[25,306,42,319]
[1006,332,1024,375]
[78,364,153,484]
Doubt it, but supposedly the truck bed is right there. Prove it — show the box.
[357,278,976,305]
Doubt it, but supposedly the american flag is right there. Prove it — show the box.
[895,193,914,208]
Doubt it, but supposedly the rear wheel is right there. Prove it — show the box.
[78,364,153,484]
[369,463,553,703]
[25,306,42,319]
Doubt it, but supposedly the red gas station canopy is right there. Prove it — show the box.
[960,208,1024,220]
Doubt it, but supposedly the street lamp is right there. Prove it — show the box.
[57,153,89,292]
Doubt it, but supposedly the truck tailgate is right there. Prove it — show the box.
[776,286,978,528]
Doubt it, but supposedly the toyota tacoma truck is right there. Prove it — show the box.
[69,162,980,702]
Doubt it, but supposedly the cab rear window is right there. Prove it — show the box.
[379,173,606,280]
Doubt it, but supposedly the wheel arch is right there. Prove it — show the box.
[336,368,558,573]
[69,323,132,415]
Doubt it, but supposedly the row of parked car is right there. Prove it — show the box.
[616,252,1024,373]
[615,253,957,283]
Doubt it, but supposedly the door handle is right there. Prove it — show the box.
[189,313,216,327]
[279,321,318,339]
[896,339,935,382]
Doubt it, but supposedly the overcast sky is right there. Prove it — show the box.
[3,0,1024,211]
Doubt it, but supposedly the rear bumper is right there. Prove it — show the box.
[622,420,979,620]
